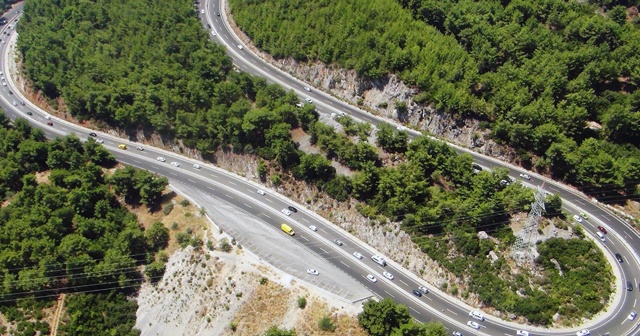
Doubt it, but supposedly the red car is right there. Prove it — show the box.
[597,226,607,234]
[47,122,53,126]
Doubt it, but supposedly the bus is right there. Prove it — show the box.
[280,223,294,236]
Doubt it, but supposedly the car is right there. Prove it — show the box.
[353,252,363,259]
[366,274,377,283]
[136,146,144,151]
[516,331,529,336]
[452,332,463,336]
[576,330,590,336]
[200,9,205,13]
[288,206,297,213]
[466,321,480,329]
[500,179,510,185]
[170,162,180,167]
[44,115,51,120]
[46,122,53,126]
[396,125,406,131]
[89,132,97,137]
[303,86,311,92]
[8,90,12,95]
[519,173,531,180]
[469,311,485,321]
[211,31,216,36]
[237,45,243,50]
[596,231,606,242]
[333,239,343,246]
[25,111,32,116]
[257,189,266,196]
[629,311,638,321]
[382,271,394,280]
[418,286,429,294]
[2,82,5,86]
[572,214,583,223]
[597,226,607,234]
[157,157,166,162]
[472,163,482,173]
[193,164,201,169]
[412,290,422,297]
[309,225,317,231]
[305,98,313,104]
[118,144,127,149]
[216,12,220,16]
[307,269,319,276]
[19,101,24,106]
[627,281,633,291]
[580,212,589,220]
[96,139,104,144]
[11,101,16,106]
[281,208,292,216]
[615,253,624,263]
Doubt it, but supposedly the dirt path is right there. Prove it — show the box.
[50,293,66,336]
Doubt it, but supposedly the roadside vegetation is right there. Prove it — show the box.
[228,0,640,201]
[359,298,447,336]
[0,113,168,335]
[15,0,613,327]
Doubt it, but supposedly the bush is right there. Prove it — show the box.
[318,316,335,332]
[180,199,190,207]
[259,277,268,285]
[297,296,307,309]
[163,203,174,215]
[219,238,232,252]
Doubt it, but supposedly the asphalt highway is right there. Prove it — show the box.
[1,2,639,335]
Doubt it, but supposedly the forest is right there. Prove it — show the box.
[228,0,640,200]
[0,113,168,335]
[15,0,613,325]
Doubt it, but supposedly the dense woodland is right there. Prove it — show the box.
[0,113,168,335]
[229,0,640,200]
[15,0,613,326]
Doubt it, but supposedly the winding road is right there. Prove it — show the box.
[0,2,639,335]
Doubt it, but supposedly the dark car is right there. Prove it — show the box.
[46,122,53,126]
[19,101,24,105]
[472,163,482,172]
[597,226,607,234]
[25,111,32,116]
[8,90,12,94]
[333,239,343,246]
[288,206,297,213]
[89,132,97,137]
[627,281,633,291]
[412,290,422,297]
[216,12,220,16]
[616,253,624,263]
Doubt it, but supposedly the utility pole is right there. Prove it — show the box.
[512,185,547,265]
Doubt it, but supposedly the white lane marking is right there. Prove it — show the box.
[409,307,421,315]
[228,181,237,186]
[425,296,432,301]
[626,233,634,240]
[446,309,458,316]
[634,299,637,307]
[608,239,615,246]
[399,279,408,287]
[207,186,215,191]
[300,235,309,242]
[319,248,328,254]
[187,178,196,183]
[169,172,177,176]
[263,213,271,219]
[133,160,141,163]
[339,261,350,268]
[243,203,252,208]
[301,218,309,223]
[383,290,395,298]
[224,194,233,199]
[266,198,273,203]
[320,228,328,233]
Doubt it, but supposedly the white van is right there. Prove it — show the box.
[469,311,485,321]
[371,255,386,266]
[596,231,606,242]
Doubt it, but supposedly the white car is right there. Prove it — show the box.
[2,82,5,86]
[156,157,166,162]
[309,225,317,231]
[576,330,590,336]
[304,98,313,104]
[303,86,311,92]
[44,115,52,120]
[96,139,104,144]
[366,274,377,283]
[170,162,180,167]
[211,31,216,36]
[237,45,243,50]
[382,271,394,280]
[629,311,637,321]
[193,164,201,169]
[200,9,205,14]
[519,173,531,180]
[469,311,485,321]
[136,146,144,151]
[257,189,266,196]
[516,331,529,336]
[281,208,292,216]
[466,321,480,329]
[11,101,16,106]
[452,332,463,336]
[353,252,363,259]
[307,269,319,276]
[418,286,429,294]
[573,214,583,223]
[396,125,406,131]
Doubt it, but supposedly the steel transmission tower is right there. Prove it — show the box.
[512,185,547,264]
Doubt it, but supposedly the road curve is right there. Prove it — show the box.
[0,2,638,335]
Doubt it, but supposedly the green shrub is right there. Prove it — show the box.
[297,296,307,309]
[163,203,174,215]
[318,316,335,332]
